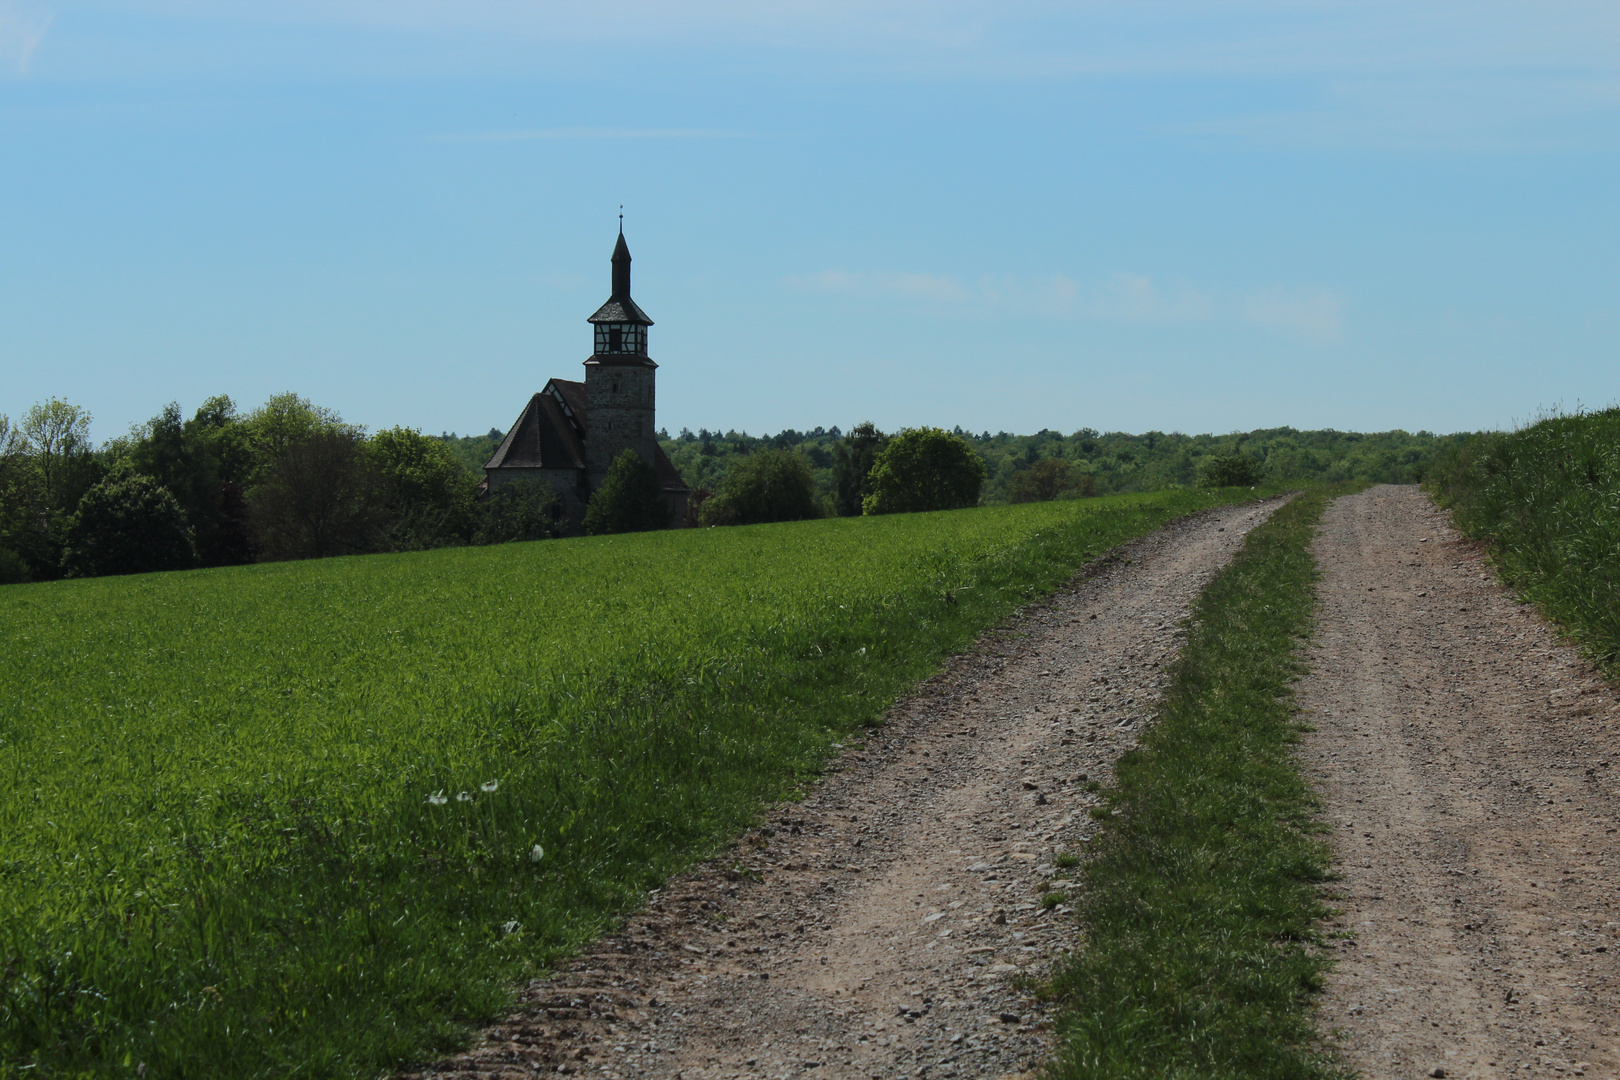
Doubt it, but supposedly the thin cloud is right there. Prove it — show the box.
[788,267,1344,340]
[1242,286,1345,341]
[0,0,50,75]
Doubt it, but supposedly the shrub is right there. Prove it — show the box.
[61,471,197,577]
[1199,452,1265,487]
[473,477,562,544]
[0,546,29,585]
[583,450,669,535]
[699,449,825,526]
[862,427,986,515]
[1008,459,1096,503]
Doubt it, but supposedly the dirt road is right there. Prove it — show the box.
[412,498,1285,1080]
[1299,486,1620,1079]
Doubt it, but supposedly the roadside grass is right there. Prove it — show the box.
[1044,486,1350,1080]
[0,486,1271,1080]
[1427,409,1620,674]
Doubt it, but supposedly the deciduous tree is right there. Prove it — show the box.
[862,428,986,515]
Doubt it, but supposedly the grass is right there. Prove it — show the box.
[0,487,1269,1080]
[1427,408,1620,672]
[1044,486,1349,1080]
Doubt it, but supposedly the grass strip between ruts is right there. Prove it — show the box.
[1044,485,1352,1080]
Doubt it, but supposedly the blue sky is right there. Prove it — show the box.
[2,2,1617,442]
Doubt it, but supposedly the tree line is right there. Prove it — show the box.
[0,394,560,584]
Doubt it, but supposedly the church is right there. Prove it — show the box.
[483,229,690,531]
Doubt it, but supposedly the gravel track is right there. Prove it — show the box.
[409,498,1284,1080]
[1300,486,1620,1080]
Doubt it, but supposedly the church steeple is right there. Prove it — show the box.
[611,228,631,300]
[588,225,653,358]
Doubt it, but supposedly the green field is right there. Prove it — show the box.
[1,488,1265,1079]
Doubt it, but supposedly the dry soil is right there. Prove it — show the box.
[1299,485,1620,1080]
[409,498,1285,1080]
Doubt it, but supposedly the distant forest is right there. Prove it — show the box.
[447,424,1468,503]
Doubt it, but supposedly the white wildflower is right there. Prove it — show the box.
[456,791,473,803]
[426,791,447,806]
[500,920,520,936]
[529,844,545,863]
[481,779,500,793]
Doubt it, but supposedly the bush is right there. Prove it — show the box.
[61,472,197,577]
[474,477,561,544]
[583,450,669,535]
[0,546,29,585]
[862,427,986,515]
[1008,459,1096,503]
[1199,453,1265,487]
[699,449,825,526]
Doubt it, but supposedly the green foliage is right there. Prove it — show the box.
[473,477,562,545]
[1199,452,1266,488]
[1008,458,1094,503]
[699,448,826,526]
[661,425,1466,508]
[0,487,1268,1078]
[116,397,255,566]
[370,426,477,550]
[1428,409,1620,671]
[1047,489,1346,1080]
[832,421,888,516]
[0,545,29,584]
[60,470,198,577]
[863,427,987,515]
[249,427,385,560]
[583,449,668,535]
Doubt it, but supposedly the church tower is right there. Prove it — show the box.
[584,228,658,488]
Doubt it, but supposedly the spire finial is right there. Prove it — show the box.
[619,205,623,235]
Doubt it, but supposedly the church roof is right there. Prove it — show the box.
[483,385,587,471]
[484,377,688,491]
[587,297,653,325]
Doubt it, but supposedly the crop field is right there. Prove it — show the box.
[1,488,1265,1079]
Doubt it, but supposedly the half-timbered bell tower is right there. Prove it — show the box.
[584,228,657,487]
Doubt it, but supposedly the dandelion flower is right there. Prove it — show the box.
[426,791,447,806]
[456,791,473,803]
[529,844,545,863]
[481,779,499,793]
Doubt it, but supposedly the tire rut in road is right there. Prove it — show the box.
[409,498,1285,1080]
[1300,485,1620,1080]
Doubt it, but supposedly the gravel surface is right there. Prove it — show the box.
[408,498,1284,1080]
[1300,486,1620,1080]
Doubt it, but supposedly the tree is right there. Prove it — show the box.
[249,428,385,560]
[369,426,477,549]
[1008,458,1095,503]
[699,449,825,526]
[832,421,889,517]
[1200,453,1266,487]
[583,450,669,535]
[60,470,197,577]
[862,428,986,515]
[20,398,92,508]
[473,477,561,545]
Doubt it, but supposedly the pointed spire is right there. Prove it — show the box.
[611,226,631,300]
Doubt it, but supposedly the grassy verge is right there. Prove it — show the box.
[0,486,1273,1080]
[1044,486,1348,1080]
[1427,409,1620,673]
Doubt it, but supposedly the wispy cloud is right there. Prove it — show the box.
[0,0,50,76]
[438,127,754,142]
[788,268,1345,341]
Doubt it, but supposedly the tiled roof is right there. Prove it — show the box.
[587,297,653,325]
